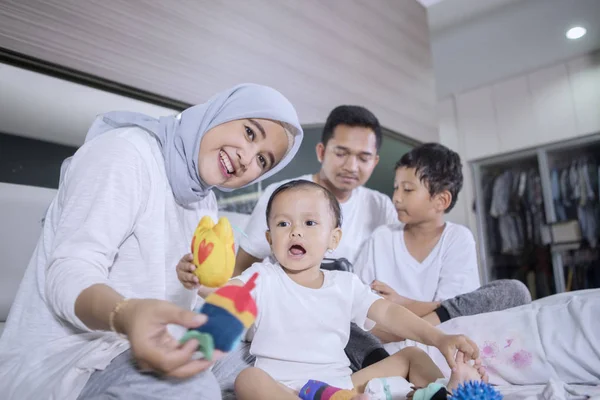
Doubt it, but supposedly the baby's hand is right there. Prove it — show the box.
[435,333,480,371]
[177,253,199,290]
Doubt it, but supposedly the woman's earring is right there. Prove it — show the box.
[326,248,333,254]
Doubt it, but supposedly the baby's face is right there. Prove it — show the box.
[266,188,340,272]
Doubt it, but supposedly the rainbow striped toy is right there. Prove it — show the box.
[180,273,259,360]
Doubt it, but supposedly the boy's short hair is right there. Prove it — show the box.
[321,105,383,151]
[265,180,342,228]
[395,143,463,213]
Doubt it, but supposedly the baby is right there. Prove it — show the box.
[178,180,487,399]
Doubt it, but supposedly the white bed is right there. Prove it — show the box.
[377,289,600,400]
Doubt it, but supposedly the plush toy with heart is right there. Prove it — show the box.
[190,215,236,288]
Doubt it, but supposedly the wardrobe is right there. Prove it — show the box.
[471,133,600,299]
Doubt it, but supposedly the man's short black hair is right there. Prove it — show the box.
[265,180,342,228]
[395,143,463,213]
[321,105,383,151]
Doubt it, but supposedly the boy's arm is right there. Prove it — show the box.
[370,280,440,317]
[403,300,442,317]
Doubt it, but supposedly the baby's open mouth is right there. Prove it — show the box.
[219,150,235,175]
[288,244,306,256]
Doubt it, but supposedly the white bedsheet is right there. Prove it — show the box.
[365,378,600,400]
[377,289,600,399]
[496,380,600,399]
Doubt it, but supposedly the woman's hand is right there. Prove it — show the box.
[115,298,222,378]
[433,333,480,371]
[371,280,413,306]
[177,253,200,289]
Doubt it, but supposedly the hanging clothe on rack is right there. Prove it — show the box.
[550,158,599,248]
[489,168,550,255]
[485,167,554,299]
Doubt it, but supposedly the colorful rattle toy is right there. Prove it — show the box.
[180,272,259,360]
[190,215,236,288]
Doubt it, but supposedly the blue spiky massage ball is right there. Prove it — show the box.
[450,381,503,400]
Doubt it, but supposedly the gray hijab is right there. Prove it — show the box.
[63,83,303,205]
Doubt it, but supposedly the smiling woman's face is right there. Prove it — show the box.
[197,118,289,188]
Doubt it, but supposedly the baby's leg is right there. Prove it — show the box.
[352,346,443,392]
[234,367,298,400]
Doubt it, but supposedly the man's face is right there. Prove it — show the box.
[316,124,379,192]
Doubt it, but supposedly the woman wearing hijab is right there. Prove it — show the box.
[0,83,303,400]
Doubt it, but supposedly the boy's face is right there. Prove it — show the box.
[392,167,446,224]
[316,125,379,194]
[266,188,341,272]
[198,118,289,189]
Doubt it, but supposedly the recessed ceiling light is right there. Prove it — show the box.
[566,26,587,40]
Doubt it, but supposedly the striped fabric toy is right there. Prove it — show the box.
[180,272,259,360]
[299,380,358,400]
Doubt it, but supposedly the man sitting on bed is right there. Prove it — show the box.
[354,143,532,355]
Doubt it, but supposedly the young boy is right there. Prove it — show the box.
[178,180,487,399]
[354,143,529,347]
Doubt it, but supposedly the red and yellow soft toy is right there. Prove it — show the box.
[190,215,236,288]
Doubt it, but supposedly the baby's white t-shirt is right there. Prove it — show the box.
[239,174,397,265]
[354,222,481,302]
[236,260,382,385]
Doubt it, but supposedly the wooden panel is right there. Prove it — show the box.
[528,64,577,143]
[455,86,500,160]
[568,53,600,136]
[492,75,537,152]
[0,0,437,141]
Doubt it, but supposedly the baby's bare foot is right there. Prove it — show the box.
[474,358,489,383]
[447,352,486,392]
[351,394,370,400]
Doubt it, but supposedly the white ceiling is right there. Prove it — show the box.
[0,63,178,146]
[426,0,600,98]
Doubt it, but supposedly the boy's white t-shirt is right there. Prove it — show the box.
[236,260,382,387]
[239,174,397,265]
[354,222,481,302]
